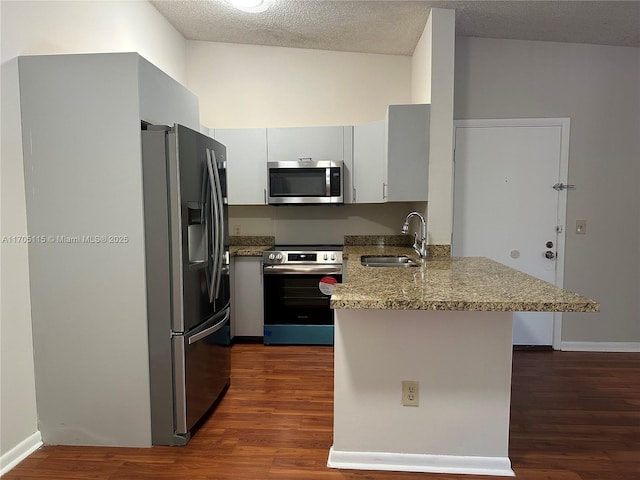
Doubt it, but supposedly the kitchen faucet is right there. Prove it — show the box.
[401,211,428,260]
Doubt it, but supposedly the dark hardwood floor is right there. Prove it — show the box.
[5,345,639,480]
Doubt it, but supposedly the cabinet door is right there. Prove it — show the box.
[353,120,386,203]
[386,104,430,202]
[229,258,236,340]
[267,126,345,162]
[214,128,267,205]
[232,257,264,337]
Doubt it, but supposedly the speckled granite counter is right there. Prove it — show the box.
[332,246,599,312]
[229,236,274,257]
[229,245,273,256]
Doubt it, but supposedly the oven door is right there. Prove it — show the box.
[263,266,341,345]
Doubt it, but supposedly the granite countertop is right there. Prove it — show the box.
[332,246,599,313]
[229,236,274,257]
[229,245,273,257]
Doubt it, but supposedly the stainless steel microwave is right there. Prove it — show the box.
[267,160,343,205]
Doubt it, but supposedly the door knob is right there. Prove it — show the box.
[545,250,556,259]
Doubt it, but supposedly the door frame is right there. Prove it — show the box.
[452,118,570,350]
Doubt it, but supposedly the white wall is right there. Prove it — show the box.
[455,37,640,344]
[188,41,416,242]
[411,13,432,104]
[332,309,514,474]
[1,0,187,83]
[411,8,456,245]
[187,41,412,128]
[0,0,187,464]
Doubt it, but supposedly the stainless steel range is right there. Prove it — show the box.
[262,246,343,345]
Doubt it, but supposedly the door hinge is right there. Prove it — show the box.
[552,183,575,191]
[555,225,563,233]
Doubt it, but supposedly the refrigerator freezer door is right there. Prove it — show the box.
[173,308,231,435]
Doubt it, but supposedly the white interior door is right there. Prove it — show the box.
[452,119,569,347]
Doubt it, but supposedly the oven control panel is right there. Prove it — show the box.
[262,250,342,265]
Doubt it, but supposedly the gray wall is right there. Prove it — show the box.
[18,53,200,447]
[19,54,152,446]
[1,57,40,462]
[454,37,640,344]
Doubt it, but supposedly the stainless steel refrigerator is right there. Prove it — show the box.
[141,124,231,446]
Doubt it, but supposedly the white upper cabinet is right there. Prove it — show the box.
[267,126,354,203]
[353,120,386,203]
[386,104,430,202]
[353,104,430,203]
[214,128,268,205]
[267,126,345,162]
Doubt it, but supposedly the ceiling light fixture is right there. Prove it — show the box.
[224,0,270,13]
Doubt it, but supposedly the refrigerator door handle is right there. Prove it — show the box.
[188,309,230,345]
[206,149,219,303]
[210,148,225,301]
[201,163,212,298]
[173,308,231,437]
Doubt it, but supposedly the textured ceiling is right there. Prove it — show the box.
[150,0,640,55]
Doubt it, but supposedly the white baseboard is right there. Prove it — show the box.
[0,431,43,476]
[327,446,515,477]
[561,341,640,352]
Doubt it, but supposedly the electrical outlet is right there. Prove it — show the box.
[576,220,586,235]
[401,380,419,407]
[233,225,241,236]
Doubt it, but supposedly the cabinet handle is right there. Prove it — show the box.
[353,188,356,202]
[263,188,267,204]
[382,183,388,199]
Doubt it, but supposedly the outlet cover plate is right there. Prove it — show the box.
[401,380,419,407]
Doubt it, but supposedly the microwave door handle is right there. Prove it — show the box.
[207,148,220,303]
[211,148,224,300]
[326,167,331,197]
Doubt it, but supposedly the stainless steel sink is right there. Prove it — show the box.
[360,255,420,267]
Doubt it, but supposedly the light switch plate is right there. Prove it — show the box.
[576,220,587,235]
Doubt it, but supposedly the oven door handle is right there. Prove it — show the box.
[263,265,343,275]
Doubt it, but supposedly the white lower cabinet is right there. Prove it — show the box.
[353,104,430,203]
[231,257,264,338]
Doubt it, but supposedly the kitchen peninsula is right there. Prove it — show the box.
[329,243,599,477]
